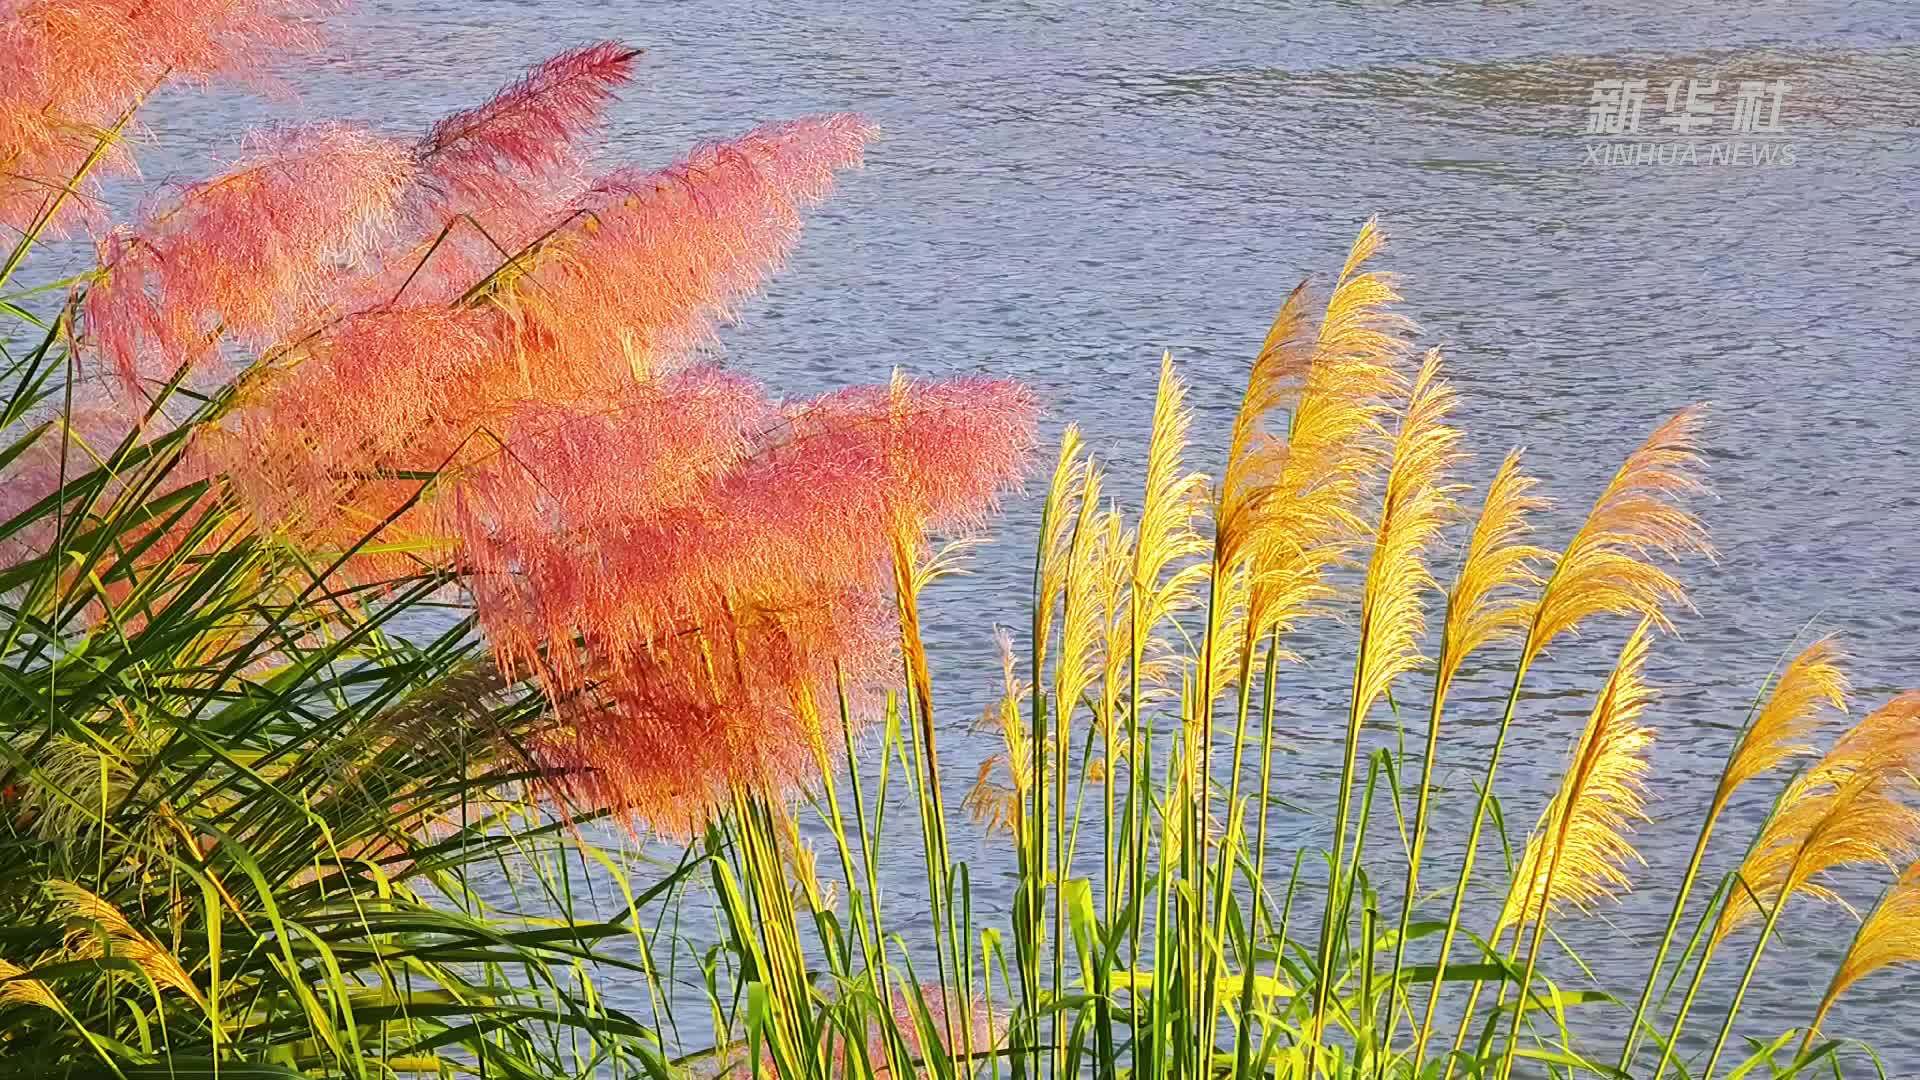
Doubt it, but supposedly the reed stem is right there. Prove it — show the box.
[1412,665,1529,1066]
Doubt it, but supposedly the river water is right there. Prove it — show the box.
[121,0,1920,1070]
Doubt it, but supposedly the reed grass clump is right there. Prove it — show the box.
[4,3,1919,1078]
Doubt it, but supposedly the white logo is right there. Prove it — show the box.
[1581,76,1796,167]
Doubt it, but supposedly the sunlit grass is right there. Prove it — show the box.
[3,7,1918,1076]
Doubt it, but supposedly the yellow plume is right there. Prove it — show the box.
[1129,353,1211,658]
[965,628,1032,835]
[1219,219,1411,578]
[1202,563,1253,711]
[1352,350,1464,717]
[1807,861,1920,1042]
[1715,693,1920,946]
[773,800,831,911]
[1807,690,1920,786]
[1030,426,1091,720]
[1236,221,1415,644]
[1218,280,1315,558]
[1524,406,1711,668]
[1713,638,1850,818]
[46,880,207,1009]
[1435,449,1552,702]
[1500,620,1657,930]
[0,957,62,1013]
[964,758,1018,835]
[1096,513,1138,736]
[1055,463,1113,726]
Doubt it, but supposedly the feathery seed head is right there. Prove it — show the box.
[84,123,415,396]
[1128,353,1210,656]
[1717,693,1920,945]
[1432,449,1553,706]
[417,41,639,216]
[0,957,61,1012]
[1715,638,1850,816]
[1351,349,1464,718]
[1809,861,1920,1040]
[494,114,874,380]
[1229,220,1415,647]
[1524,405,1711,668]
[1,0,340,234]
[1500,620,1657,930]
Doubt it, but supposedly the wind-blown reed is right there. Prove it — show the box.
[4,4,1917,1077]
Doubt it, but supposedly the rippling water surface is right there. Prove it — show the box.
[127,0,1920,1066]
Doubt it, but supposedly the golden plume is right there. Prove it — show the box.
[1216,280,1315,567]
[1202,563,1253,711]
[1806,860,1920,1044]
[1351,350,1464,717]
[1714,694,1920,946]
[1500,620,1657,931]
[1239,220,1413,643]
[1128,353,1211,660]
[1806,690,1920,786]
[46,880,208,1009]
[0,957,62,1013]
[1055,462,1113,726]
[1524,406,1711,668]
[773,799,831,911]
[965,628,1032,835]
[1434,449,1552,703]
[1034,426,1089,672]
[1095,512,1139,736]
[964,758,1018,835]
[1712,638,1850,819]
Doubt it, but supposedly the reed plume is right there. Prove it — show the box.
[1524,405,1711,665]
[1692,751,1920,1078]
[1434,450,1552,701]
[1,0,335,234]
[1418,406,1709,1068]
[1714,693,1920,946]
[965,629,1032,835]
[1055,462,1112,727]
[1228,219,1413,638]
[1618,636,1850,1069]
[1093,512,1135,733]
[85,123,415,396]
[1804,860,1920,1047]
[481,377,1036,832]
[416,41,640,217]
[1714,638,1850,818]
[46,880,207,1009]
[0,957,62,1013]
[361,42,641,307]
[1033,426,1088,675]
[496,114,874,381]
[1350,350,1463,718]
[1127,354,1209,666]
[1647,695,1920,1080]
[1377,446,1550,1064]
[1297,221,1419,1046]
[1496,620,1658,1080]
[1214,281,1313,574]
[1501,620,1658,932]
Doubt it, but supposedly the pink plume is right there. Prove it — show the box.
[511,113,876,380]
[417,41,640,216]
[456,373,1036,832]
[0,0,341,235]
[83,123,415,396]
[338,43,642,309]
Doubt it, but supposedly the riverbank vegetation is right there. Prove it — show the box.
[3,3,1918,1077]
